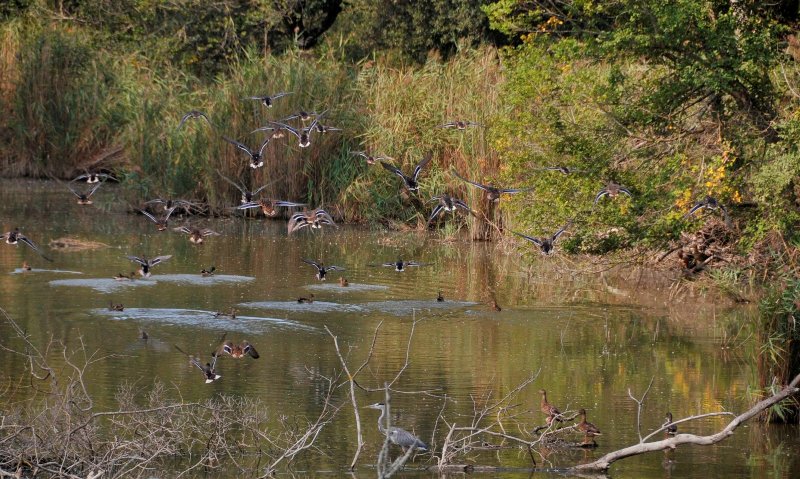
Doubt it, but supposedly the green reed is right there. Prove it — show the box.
[2,27,124,178]
[1,24,505,237]
[755,278,800,422]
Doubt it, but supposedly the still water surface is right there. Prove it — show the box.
[0,180,798,478]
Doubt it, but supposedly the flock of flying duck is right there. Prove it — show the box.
[3,91,725,452]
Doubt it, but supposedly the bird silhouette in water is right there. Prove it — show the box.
[297,293,315,304]
[366,402,429,452]
[201,266,216,277]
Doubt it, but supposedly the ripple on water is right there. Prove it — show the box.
[239,300,365,313]
[151,274,256,285]
[359,299,478,316]
[49,274,255,293]
[92,308,316,333]
[304,282,389,293]
[50,277,158,293]
[11,268,83,275]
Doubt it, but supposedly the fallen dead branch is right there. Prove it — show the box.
[570,372,800,472]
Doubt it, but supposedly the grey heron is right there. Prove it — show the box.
[366,402,429,452]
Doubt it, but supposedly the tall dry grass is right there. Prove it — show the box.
[2,26,125,178]
[342,49,504,237]
[1,23,506,237]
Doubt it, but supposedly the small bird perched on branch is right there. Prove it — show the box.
[539,389,563,425]
[663,412,677,435]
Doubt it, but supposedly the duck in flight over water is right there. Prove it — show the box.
[2,228,52,262]
[511,221,572,256]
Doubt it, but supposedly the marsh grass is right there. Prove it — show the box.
[756,278,800,422]
[1,23,504,235]
[347,49,504,235]
[3,27,125,178]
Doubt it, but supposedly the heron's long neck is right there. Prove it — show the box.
[377,407,387,434]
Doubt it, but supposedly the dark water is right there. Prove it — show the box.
[0,179,797,478]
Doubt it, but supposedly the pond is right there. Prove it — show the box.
[0,179,797,478]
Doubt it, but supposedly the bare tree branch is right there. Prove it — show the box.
[627,376,654,442]
[571,373,800,472]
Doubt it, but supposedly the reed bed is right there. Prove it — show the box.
[2,27,125,178]
[1,25,505,238]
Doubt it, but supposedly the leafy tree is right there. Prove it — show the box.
[335,0,501,62]
[45,1,343,76]
[486,1,791,133]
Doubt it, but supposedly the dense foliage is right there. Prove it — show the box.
[487,0,800,249]
[0,0,797,251]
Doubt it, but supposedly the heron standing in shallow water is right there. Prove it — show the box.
[366,402,429,452]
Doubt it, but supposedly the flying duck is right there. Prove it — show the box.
[380,153,432,192]
[511,221,571,256]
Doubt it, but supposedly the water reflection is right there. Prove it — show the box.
[0,179,796,478]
